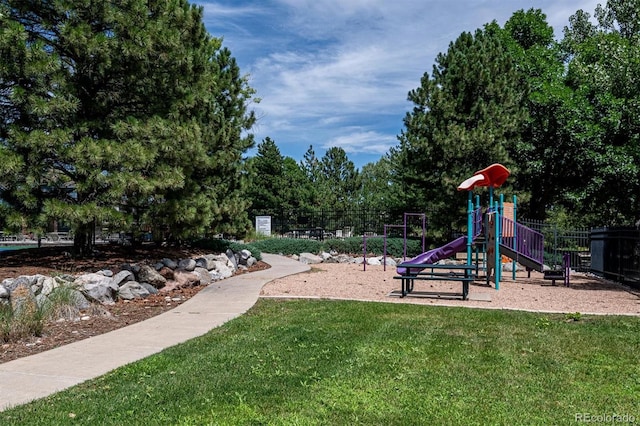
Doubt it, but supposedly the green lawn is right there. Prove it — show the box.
[2,299,639,425]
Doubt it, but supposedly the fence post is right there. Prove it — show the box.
[363,234,367,272]
[554,225,558,267]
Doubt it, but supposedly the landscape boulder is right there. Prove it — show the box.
[39,276,59,297]
[208,270,224,281]
[299,252,323,264]
[238,249,252,265]
[503,262,520,272]
[158,266,175,280]
[111,270,135,287]
[195,256,217,271]
[173,271,201,288]
[10,282,38,317]
[68,289,92,310]
[0,284,9,302]
[118,282,151,300]
[137,265,167,289]
[75,273,119,305]
[161,258,178,269]
[3,276,33,293]
[193,267,212,285]
[213,261,234,279]
[383,257,397,267]
[225,249,238,270]
[141,283,159,295]
[178,258,197,272]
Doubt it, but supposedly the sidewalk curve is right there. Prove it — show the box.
[0,253,309,411]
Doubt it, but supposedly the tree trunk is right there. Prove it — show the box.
[73,222,94,257]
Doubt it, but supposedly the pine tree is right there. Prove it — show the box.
[299,145,322,207]
[0,0,256,252]
[246,137,287,214]
[319,147,359,211]
[396,22,525,238]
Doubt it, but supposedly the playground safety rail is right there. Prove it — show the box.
[472,206,483,238]
[501,216,544,267]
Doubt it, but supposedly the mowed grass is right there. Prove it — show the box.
[2,299,640,425]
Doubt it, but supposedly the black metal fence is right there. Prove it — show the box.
[591,227,640,287]
[520,219,591,270]
[250,208,426,240]
[251,209,640,288]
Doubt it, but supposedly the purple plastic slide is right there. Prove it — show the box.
[396,236,468,275]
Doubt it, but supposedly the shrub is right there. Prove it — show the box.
[0,297,46,342]
[322,237,362,255]
[358,237,424,258]
[248,238,322,256]
[1,285,91,343]
[239,237,428,257]
[0,303,13,342]
[191,238,234,253]
[41,286,81,322]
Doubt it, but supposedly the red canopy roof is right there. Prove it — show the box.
[457,163,510,191]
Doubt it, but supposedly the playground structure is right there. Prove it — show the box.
[394,163,560,299]
[362,213,426,272]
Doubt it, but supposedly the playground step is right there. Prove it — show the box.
[473,235,486,242]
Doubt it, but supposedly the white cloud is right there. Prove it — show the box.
[324,130,397,155]
[199,2,269,22]
[198,0,603,168]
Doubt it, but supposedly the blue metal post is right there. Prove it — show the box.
[489,187,494,210]
[495,193,502,290]
[512,195,517,280]
[467,191,473,266]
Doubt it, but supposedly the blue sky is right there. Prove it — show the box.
[195,0,600,170]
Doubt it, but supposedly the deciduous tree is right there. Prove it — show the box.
[560,2,640,225]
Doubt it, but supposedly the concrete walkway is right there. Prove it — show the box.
[0,253,309,411]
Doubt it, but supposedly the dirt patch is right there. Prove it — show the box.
[261,262,640,316]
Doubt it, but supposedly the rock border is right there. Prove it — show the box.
[0,249,258,314]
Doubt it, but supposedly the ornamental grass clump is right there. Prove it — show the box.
[0,285,80,343]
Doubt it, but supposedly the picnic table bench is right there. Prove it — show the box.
[543,269,568,286]
[394,263,476,300]
[543,253,571,286]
